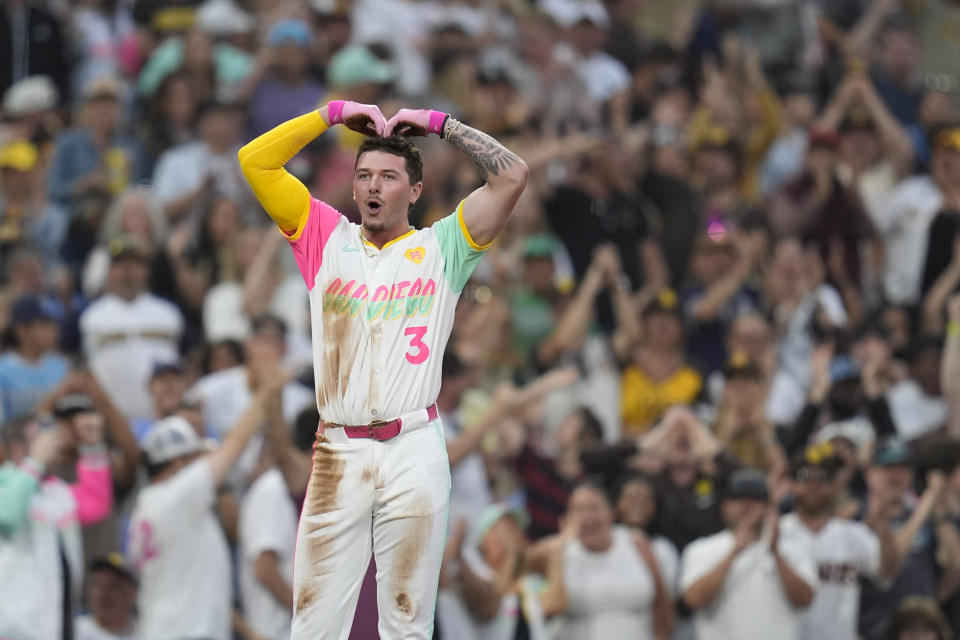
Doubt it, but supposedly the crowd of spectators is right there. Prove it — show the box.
[2,0,960,639]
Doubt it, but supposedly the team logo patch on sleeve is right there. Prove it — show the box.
[404,247,426,264]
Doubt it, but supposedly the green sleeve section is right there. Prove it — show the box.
[0,464,39,536]
[433,202,487,295]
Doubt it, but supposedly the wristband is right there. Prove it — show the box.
[948,320,960,338]
[428,110,449,137]
[326,100,346,125]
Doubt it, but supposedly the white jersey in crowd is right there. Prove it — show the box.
[871,175,943,305]
[780,513,881,640]
[680,526,817,640]
[127,460,232,640]
[0,472,83,640]
[287,198,486,425]
[557,525,658,640]
[80,292,183,421]
[239,468,297,640]
[75,614,138,640]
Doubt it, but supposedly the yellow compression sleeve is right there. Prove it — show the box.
[238,110,330,234]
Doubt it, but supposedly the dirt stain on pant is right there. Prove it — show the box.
[390,493,434,622]
[294,435,346,614]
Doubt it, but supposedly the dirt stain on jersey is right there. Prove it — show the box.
[294,435,345,614]
[318,307,362,408]
[391,493,434,622]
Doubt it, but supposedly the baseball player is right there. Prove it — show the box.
[238,101,528,639]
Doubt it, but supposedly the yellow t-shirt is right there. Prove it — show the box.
[620,365,702,435]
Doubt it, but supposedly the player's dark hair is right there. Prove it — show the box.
[356,136,424,184]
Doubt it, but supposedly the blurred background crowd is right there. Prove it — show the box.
[2,0,960,639]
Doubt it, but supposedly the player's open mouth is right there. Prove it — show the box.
[366,199,383,214]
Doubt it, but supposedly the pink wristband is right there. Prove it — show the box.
[428,110,449,136]
[327,100,346,125]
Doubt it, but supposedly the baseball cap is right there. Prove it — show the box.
[195,0,255,36]
[790,441,844,480]
[808,127,841,150]
[267,19,311,47]
[83,74,122,102]
[522,233,558,260]
[932,126,960,153]
[142,416,203,465]
[53,393,96,419]
[327,46,395,90]
[107,235,148,262]
[2,75,58,117]
[872,437,911,467]
[0,140,39,171]
[723,468,769,502]
[472,503,530,545]
[10,296,55,327]
[840,106,876,134]
[150,360,184,379]
[90,552,137,584]
[723,352,763,381]
[642,288,682,317]
[830,355,861,383]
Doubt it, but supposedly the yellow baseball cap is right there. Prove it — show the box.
[0,140,38,171]
[933,127,960,153]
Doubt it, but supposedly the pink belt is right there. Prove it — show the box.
[324,404,439,441]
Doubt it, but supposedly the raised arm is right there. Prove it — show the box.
[238,102,387,234]
[385,109,528,247]
[944,296,960,439]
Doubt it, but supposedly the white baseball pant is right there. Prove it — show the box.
[291,407,450,639]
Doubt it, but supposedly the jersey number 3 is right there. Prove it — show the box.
[404,326,430,364]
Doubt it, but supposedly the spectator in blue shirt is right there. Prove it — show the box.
[0,296,69,421]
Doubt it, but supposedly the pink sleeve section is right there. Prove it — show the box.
[288,198,342,291]
[70,454,113,526]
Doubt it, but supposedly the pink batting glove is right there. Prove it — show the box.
[326,100,388,136]
[384,108,449,138]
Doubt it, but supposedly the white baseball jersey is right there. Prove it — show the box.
[287,198,486,424]
[127,460,232,640]
[780,513,881,640]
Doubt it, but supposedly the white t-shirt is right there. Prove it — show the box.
[127,460,232,640]
[75,614,138,640]
[239,468,297,640]
[152,142,250,210]
[888,379,949,442]
[780,513,880,640]
[558,526,657,640]
[680,527,816,640]
[872,175,943,305]
[81,293,184,421]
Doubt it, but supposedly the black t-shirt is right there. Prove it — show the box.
[638,171,701,288]
[544,185,651,287]
[921,210,960,297]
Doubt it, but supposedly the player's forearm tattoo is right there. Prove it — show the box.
[442,118,522,180]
